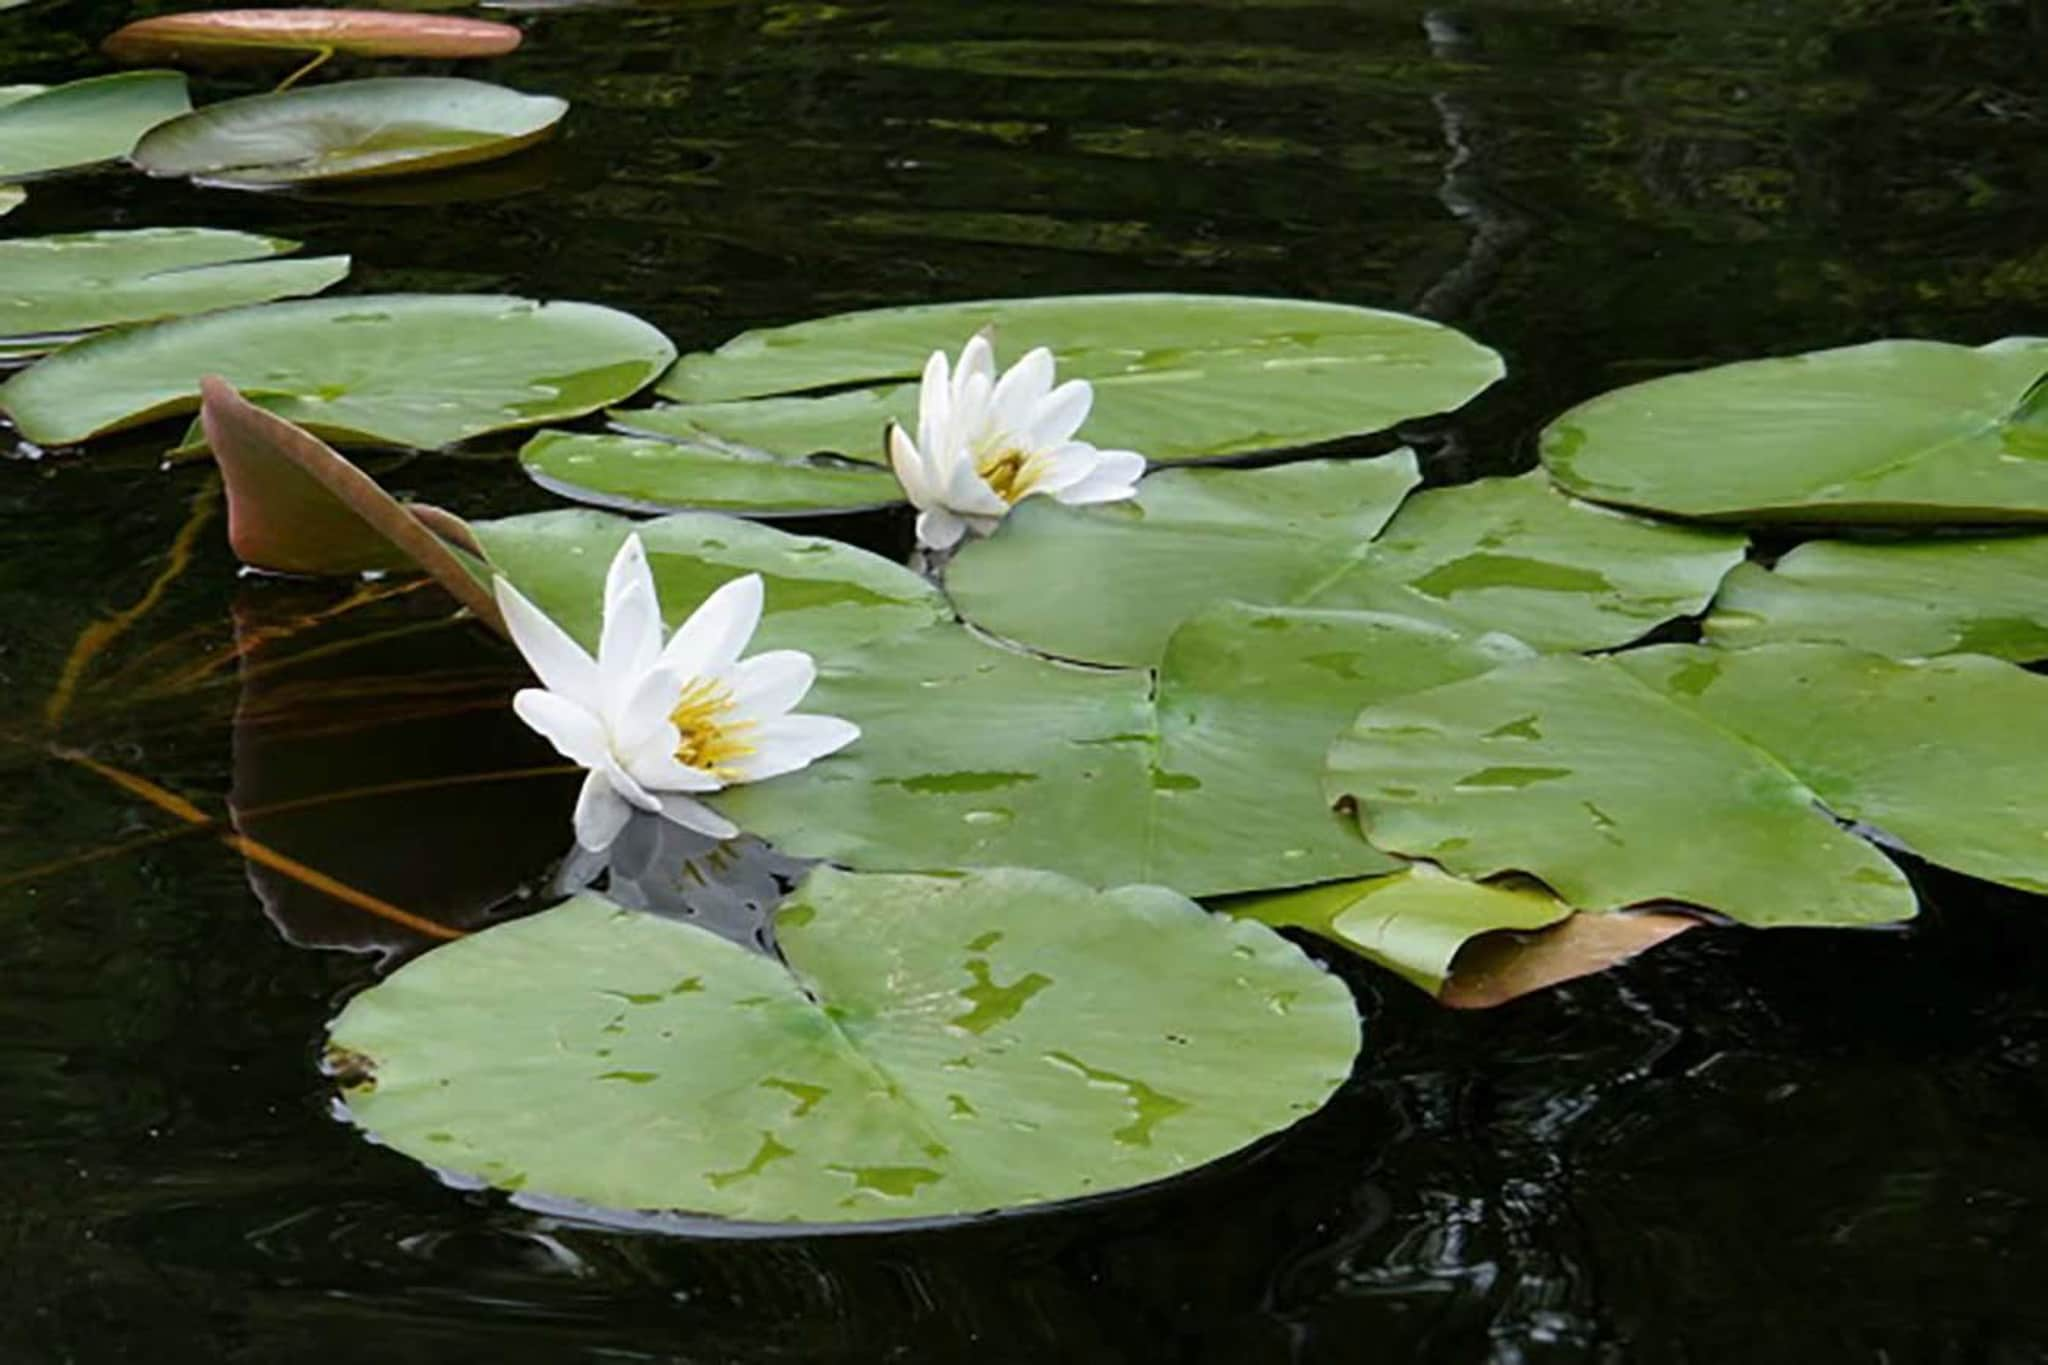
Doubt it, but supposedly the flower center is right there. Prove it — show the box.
[670,678,755,779]
[975,443,1044,505]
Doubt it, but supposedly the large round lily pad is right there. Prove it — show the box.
[521,429,904,517]
[0,294,676,448]
[132,78,566,187]
[946,464,1746,668]
[104,10,523,64]
[642,294,1504,465]
[470,508,1513,896]
[1706,535,2048,663]
[1541,338,2048,524]
[0,228,349,354]
[1326,642,2048,926]
[0,71,191,181]
[327,870,1360,1223]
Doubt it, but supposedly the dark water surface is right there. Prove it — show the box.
[5,1,2048,1360]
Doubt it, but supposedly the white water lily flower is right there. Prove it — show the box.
[494,535,860,852]
[886,334,1146,551]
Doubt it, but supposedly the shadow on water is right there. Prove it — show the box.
[4,0,2048,1359]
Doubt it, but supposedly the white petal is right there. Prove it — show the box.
[658,573,763,681]
[916,507,968,551]
[598,534,663,684]
[573,770,633,851]
[732,714,861,782]
[991,347,1056,433]
[494,577,600,709]
[601,754,662,812]
[655,792,739,840]
[623,747,724,794]
[1024,378,1093,449]
[943,451,1013,516]
[888,423,933,507]
[611,665,684,756]
[727,649,817,720]
[1052,448,1147,505]
[955,333,997,397]
[511,688,609,769]
[915,350,952,459]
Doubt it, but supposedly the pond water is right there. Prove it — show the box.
[5,0,2048,1359]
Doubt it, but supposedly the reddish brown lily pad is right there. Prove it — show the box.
[1440,910,1700,1009]
[104,10,522,65]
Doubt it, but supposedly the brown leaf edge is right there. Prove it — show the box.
[201,375,505,635]
[1439,909,1701,1009]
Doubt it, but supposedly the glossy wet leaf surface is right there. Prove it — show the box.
[0,294,675,448]
[648,294,1504,465]
[947,465,1746,667]
[328,869,1360,1223]
[1328,642,2048,926]
[0,228,349,353]
[132,78,566,187]
[0,71,190,181]
[473,508,1518,895]
[1542,338,2048,524]
[1706,534,2048,662]
[104,9,523,63]
[521,429,904,516]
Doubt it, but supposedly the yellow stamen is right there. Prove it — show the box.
[671,677,756,779]
[975,444,1045,505]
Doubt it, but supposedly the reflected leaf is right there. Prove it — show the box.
[1542,338,2048,524]
[1,295,675,449]
[327,867,1360,1223]
[131,78,566,188]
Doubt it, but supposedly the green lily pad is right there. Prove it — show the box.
[1327,642,2048,926]
[0,228,350,355]
[327,870,1360,1223]
[104,10,523,63]
[472,509,1514,895]
[131,78,566,188]
[0,72,191,181]
[0,186,21,217]
[1706,535,2048,663]
[643,294,1504,466]
[1541,338,2048,524]
[521,430,904,517]
[946,464,1746,668]
[0,294,676,448]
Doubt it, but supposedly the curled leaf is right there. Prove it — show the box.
[104,10,523,64]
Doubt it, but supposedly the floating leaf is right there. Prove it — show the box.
[471,508,1514,895]
[1706,535,2048,663]
[0,186,21,217]
[0,72,191,181]
[0,228,349,355]
[947,464,1745,668]
[327,869,1360,1223]
[639,294,1503,466]
[0,294,676,448]
[132,78,566,188]
[1236,864,1571,995]
[521,430,903,517]
[105,10,522,64]
[1328,642,2048,926]
[1542,338,2048,524]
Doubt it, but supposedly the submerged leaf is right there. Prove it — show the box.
[647,294,1504,465]
[947,464,1745,668]
[521,430,903,517]
[0,71,191,181]
[1542,338,2048,524]
[1706,535,2048,663]
[328,869,1360,1223]
[0,228,349,354]
[132,78,565,187]
[105,10,523,63]
[0,293,675,448]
